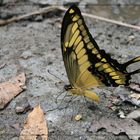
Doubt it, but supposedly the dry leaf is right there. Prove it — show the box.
[89,116,140,140]
[19,104,48,140]
[130,93,140,100]
[0,73,26,109]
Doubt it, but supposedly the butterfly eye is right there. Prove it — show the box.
[64,85,72,91]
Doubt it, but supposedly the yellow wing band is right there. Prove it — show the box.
[84,90,100,102]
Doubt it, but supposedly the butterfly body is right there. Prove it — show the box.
[65,84,100,102]
[61,5,140,102]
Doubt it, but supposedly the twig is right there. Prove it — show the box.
[82,12,140,30]
[0,5,140,30]
[0,6,59,26]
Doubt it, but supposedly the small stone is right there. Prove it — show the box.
[126,109,140,122]
[20,50,32,59]
[110,106,117,111]
[112,98,120,105]
[131,98,140,107]
[130,93,140,100]
[118,110,125,119]
[34,15,43,22]
[129,82,140,93]
[75,114,82,121]
[71,131,74,135]
[127,35,135,43]
[15,97,31,114]
[15,106,25,113]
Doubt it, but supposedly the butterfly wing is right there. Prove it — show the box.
[61,5,103,89]
[61,5,140,89]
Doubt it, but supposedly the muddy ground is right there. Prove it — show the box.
[0,1,140,140]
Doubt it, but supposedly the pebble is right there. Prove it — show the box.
[34,15,43,22]
[15,97,31,114]
[75,114,82,121]
[20,50,32,59]
[118,110,126,119]
[127,109,140,122]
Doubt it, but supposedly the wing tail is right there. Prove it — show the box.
[123,56,140,67]
[123,56,140,76]
[128,69,140,76]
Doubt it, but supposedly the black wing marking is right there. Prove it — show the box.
[61,5,140,87]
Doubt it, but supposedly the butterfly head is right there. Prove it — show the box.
[64,84,73,91]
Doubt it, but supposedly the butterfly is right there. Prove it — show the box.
[61,5,140,102]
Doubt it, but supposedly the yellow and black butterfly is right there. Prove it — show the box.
[61,5,140,102]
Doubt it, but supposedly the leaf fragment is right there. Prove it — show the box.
[19,104,48,140]
[0,73,26,109]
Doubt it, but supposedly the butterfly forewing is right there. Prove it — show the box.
[61,5,104,88]
[61,5,140,89]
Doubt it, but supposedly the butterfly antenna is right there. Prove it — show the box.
[46,92,70,112]
[63,95,79,117]
[47,69,65,82]
[57,92,77,110]
[48,69,66,102]
[55,88,65,104]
